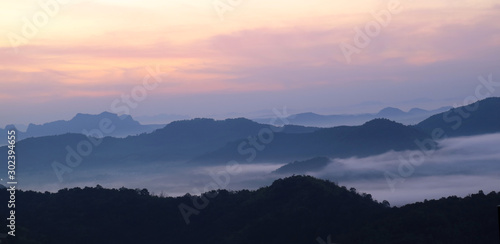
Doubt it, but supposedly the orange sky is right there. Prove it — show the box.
[1,0,500,125]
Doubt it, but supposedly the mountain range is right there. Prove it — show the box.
[0,104,450,142]
[1,97,499,175]
[2,118,318,173]
[191,118,434,164]
[253,105,452,127]
[0,112,164,143]
[1,118,433,176]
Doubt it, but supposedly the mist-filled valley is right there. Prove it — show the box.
[13,132,500,206]
[1,97,499,243]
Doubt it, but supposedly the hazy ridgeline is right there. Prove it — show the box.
[1,98,497,205]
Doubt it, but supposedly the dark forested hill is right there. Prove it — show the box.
[350,190,500,243]
[1,176,498,244]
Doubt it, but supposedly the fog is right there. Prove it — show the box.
[310,133,500,205]
[14,133,500,206]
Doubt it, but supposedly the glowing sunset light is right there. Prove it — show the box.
[0,0,499,125]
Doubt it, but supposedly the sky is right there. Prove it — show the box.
[1,0,500,127]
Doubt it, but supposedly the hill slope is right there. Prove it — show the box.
[272,156,332,174]
[0,118,319,173]
[194,118,436,164]
[416,97,500,137]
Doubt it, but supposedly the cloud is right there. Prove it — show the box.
[308,133,500,205]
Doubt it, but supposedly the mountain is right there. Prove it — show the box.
[0,118,319,173]
[272,156,332,174]
[115,118,319,163]
[193,118,436,164]
[253,106,452,127]
[15,112,164,141]
[416,97,500,137]
[4,175,499,244]
[0,118,431,177]
[377,107,406,117]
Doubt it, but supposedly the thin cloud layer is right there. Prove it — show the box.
[14,133,500,206]
[310,133,500,205]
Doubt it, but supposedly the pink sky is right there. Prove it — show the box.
[1,0,499,126]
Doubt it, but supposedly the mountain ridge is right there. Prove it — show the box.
[252,105,452,127]
[5,112,165,142]
[416,97,500,137]
[191,118,435,164]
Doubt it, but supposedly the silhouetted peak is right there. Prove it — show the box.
[98,111,117,117]
[362,118,402,128]
[72,112,93,120]
[269,175,338,193]
[167,118,215,127]
[377,107,405,117]
[73,112,117,120]
[26,123,37,130]
[4,124,17,130]
[224,117,258,123]
[409,108,427,114]
[70,112,140,125]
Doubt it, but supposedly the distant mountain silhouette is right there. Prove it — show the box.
[0,118,319,173]
[272,156,332,174]
[4,175,499,244]
[416,97,500,137]
[377,107,406,117]
[0,118,431,175]
[253,106,452,127]
[6,95,499,176]
[6,95,499,177]
[16,112,164,141]
[193,118,436,164]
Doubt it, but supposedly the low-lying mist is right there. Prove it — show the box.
[15,133,500,206]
